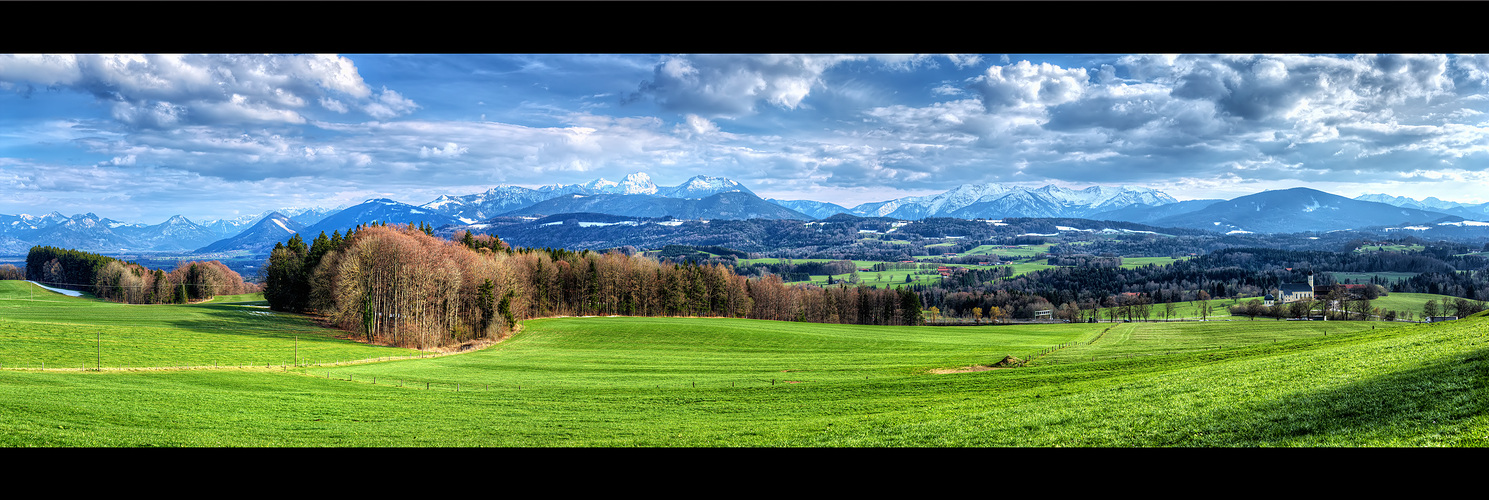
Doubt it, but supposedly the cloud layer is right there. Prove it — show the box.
[3,53,1488,223]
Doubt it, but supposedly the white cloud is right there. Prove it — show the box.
[363,86,419,120]
[0,54,379,128]
[632,54,860,117]
[320,97,349,113]
[684,114,719,135]
[419,142,468,158]
[944,54,984,69]
[971,60,1089,112]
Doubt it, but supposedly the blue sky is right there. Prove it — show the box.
[4,53,1489,223]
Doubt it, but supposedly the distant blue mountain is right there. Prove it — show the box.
[1151,188,1461,233]
[195,212,306,254]
[303,198,463,236]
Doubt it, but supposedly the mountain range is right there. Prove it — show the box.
[4,171,1487,256]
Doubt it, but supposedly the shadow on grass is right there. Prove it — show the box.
[1182,345,1488,446]
[157,304,354,346]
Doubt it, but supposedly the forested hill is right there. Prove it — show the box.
[442,215,1204,258]
[920,247,1489,309]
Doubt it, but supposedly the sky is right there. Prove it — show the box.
[4,53,1489,224]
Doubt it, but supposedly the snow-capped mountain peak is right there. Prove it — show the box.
[618,172,659,195]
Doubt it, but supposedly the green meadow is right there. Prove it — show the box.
[0,281,422,370]
[1,279,1485,447]
[1331,271,1420,285]
[1119,256,1181,268]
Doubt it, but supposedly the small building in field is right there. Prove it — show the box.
[1278,283,1314,303]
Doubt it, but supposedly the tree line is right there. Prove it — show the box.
[264,223,925,349]
[23,245,257,303]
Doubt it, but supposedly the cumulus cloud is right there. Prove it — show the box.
[842,54,1489,195]
[10,53,1489,220]
[419,142,467,158]
[970,60,1089,112]
[0,54,391,128]
[630,54,860,117]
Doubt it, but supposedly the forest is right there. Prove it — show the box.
[24,246,256,304]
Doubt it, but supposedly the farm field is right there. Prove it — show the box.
[2,280,1485,447]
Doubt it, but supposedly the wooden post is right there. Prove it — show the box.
[96,332,101,371]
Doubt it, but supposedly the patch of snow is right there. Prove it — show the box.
[1438,220,1489,227]
[654,220,684,226]
[1226,230,1253,235]
[27,281,83,297]
[541,221,563,227]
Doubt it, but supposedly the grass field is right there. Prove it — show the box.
[1092,297,1248,321]
[1331,271,1420,285]
[1119,256,1181,268]
[962,244,1052,258]
[2,279,1485,447]
[0,280,422,370]
[1356,244,1426,253]
[1369,292,1469,318]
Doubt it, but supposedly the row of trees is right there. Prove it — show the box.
[24,246,255,303]
[1422,297,1488,318]
[93,260,256,304]
[264,224,927,349]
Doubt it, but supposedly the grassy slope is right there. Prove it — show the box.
[1,279,1483,447]
[0,280,421,369]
